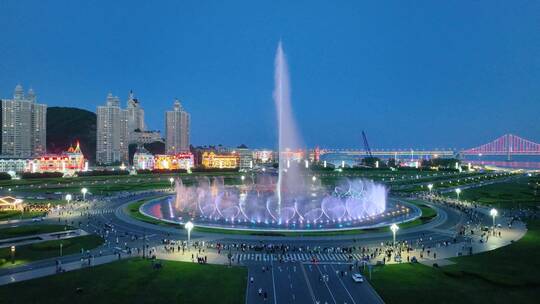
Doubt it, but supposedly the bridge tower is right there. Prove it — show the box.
[506,134,512,161]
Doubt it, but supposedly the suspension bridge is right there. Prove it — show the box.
[317,134,540,168]
[460,134,540,160]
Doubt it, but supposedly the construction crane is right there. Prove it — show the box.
[362,131,373,158]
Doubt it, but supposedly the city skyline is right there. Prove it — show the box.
[1,1,539,149]
[0,3,538,304]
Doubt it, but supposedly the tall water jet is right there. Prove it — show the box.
[144,42,402,232]
[274,42,303,218]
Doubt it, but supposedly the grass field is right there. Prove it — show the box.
[0,235,103,268]
[367,219,540,303]
[446,177,540,208]
[0,259,247,304]
[389,200,438,230]
[0,210,46,221]
[126,197,180,228]
[1,170,492,195]
[0,224,71,239]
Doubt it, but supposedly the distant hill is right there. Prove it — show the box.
[47,107,96,162]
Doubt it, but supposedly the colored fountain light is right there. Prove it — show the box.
[140,42,418,232]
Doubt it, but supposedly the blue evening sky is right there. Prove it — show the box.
[1,1,539,150]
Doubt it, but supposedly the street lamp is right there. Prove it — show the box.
[455,188,461,200]
[169,177,174,188]
[185,221,194,246]
[10,246,15,264]
[65,194,72,204]
[490,208,498,228]
[81,188,88,201]
[390,224,399,246]
[427,184,433,193]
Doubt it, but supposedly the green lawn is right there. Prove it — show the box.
[0,224,71,239]
[0,210,45,221]
[0,235,103,268]
[1,170,497,195]
[367,220,540,303]
[447,177,540,208]
[0,259,247,304]
[126,197,179,228]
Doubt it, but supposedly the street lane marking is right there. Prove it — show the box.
[315,264,337,304]
[270,260,277,304]
[330,264,356,304]
[300,263,317,304]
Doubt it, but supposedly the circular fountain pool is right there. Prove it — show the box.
[139,175,420,232]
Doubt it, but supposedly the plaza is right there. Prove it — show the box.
[1,1,539,303]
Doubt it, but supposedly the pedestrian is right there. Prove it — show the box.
[250,276,254,284]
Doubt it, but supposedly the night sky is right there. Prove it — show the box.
[1,1,539,150]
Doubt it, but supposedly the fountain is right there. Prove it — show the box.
[139,43,419,232]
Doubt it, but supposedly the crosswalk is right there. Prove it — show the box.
[233,252,364,263]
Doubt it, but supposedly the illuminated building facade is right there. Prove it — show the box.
[237,148,253,170]
[27,142,87,173]
[201,151,239,169]
[280,149,305,162]
[0,157,29,173]
[133,146,155,170]
[0,196,24,211]
[253,150,274,163]
[154,153,194,170]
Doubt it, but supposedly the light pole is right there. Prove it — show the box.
[390,224,399,247]
[169,177,175,188]
[490,208,498,228]
[427,184,433,193]
[10,246,15,264]
[81,188,88,201]
[455,188,461,200]
[65,194,72,205]
[185,221,194,246]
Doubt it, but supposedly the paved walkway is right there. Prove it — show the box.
[0,254,121,285]
[0,229,88,248]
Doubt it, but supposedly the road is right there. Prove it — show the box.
[245,260,383,304]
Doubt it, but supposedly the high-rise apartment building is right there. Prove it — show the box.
[165,99,190,154]
[1,85,47,157]
[96,93,128,164]
[126,90,145,142]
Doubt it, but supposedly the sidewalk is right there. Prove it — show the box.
[0,229,89,248]
[0,254,121,286]
[383,217,527,266]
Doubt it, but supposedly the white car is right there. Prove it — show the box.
[352,273,364,283]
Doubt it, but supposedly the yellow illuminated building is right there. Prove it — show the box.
[201,152,239,169]
[154,153,194,170]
